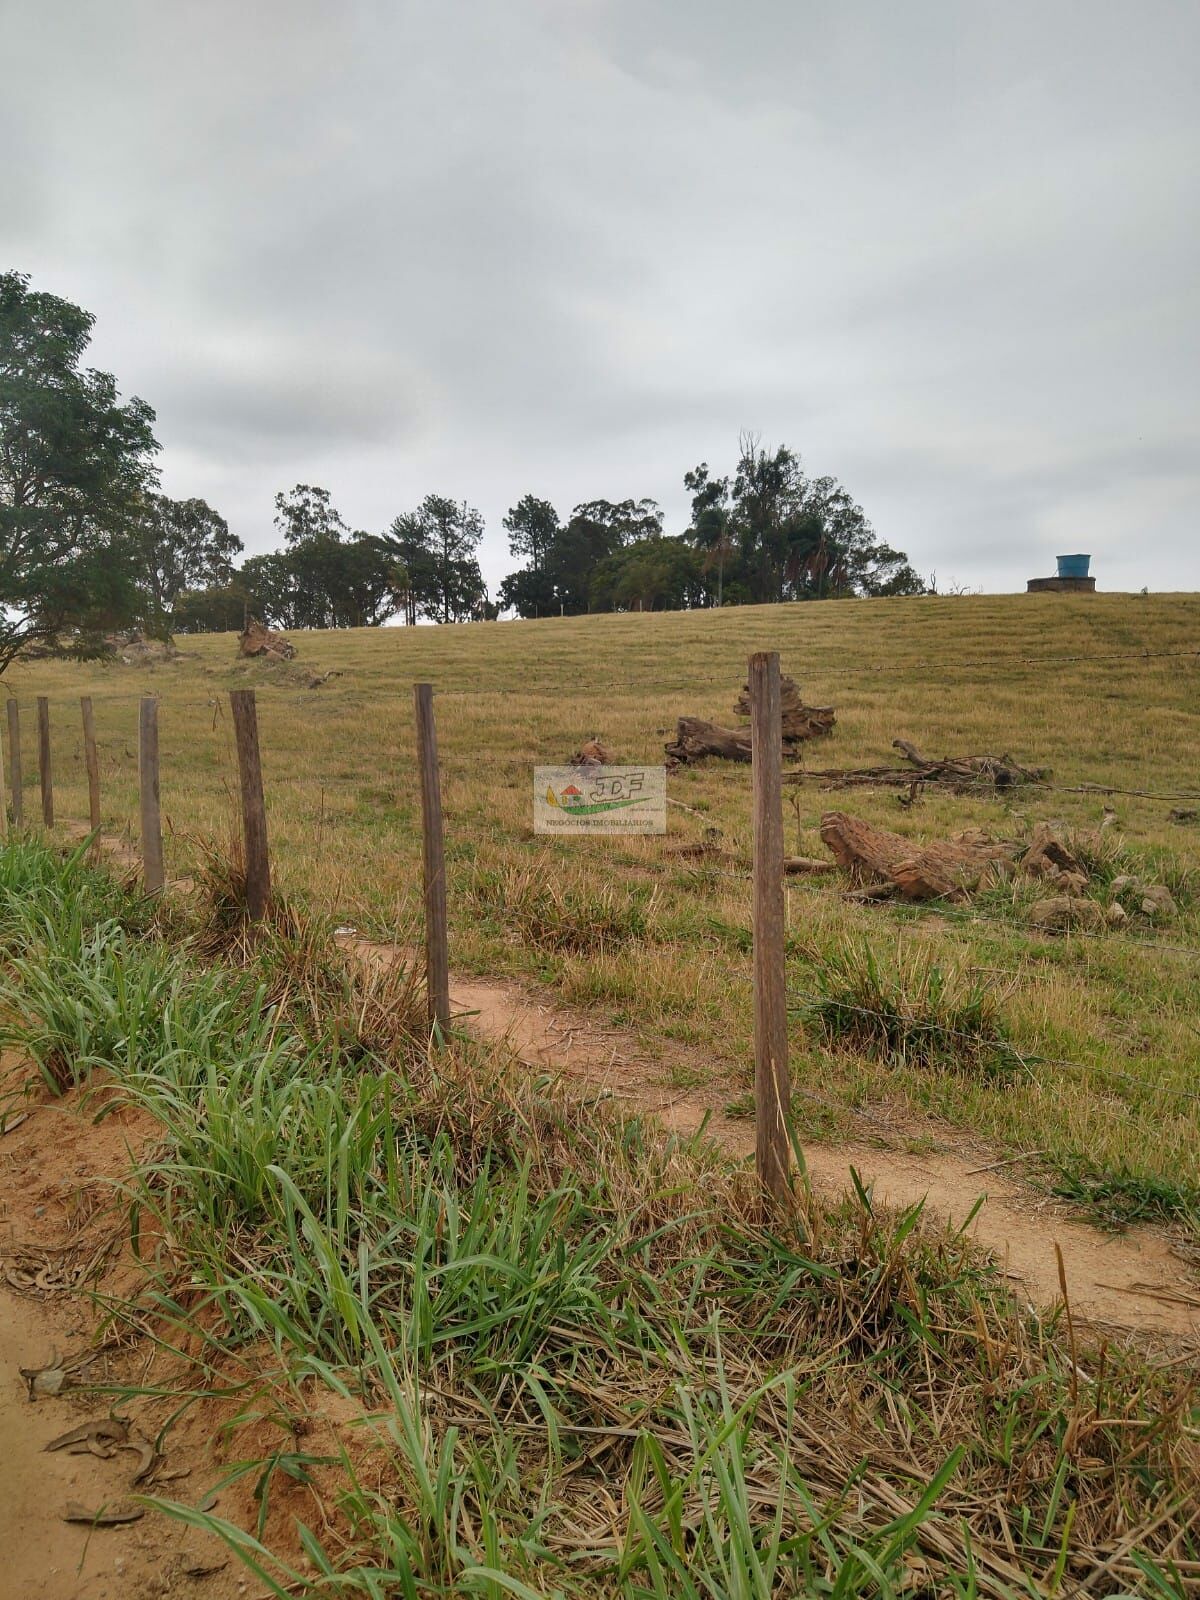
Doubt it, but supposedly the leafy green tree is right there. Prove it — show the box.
[387,495,485,623]
[683,464,732,606]
[729,434,810,603]
[386,513,439,626]
[499,496,665,616]
[503,494,559,578]
[591,535,704,612]
[685,434,925,604]
[173,579,251,634]
[424,495,486,624]
[256,486,399,628]
[500,494,559,617]
[273,483,348,545]
[135,493,242,636]
[0,269,159,671]
[548,498,663,615]
[336,533,402,626]
[241,551,299,629]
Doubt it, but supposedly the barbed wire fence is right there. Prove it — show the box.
[4,633,1198,1199]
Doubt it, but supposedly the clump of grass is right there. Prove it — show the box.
[464,859,660,953]
[1052,1157,1200,1226]
[1054,826,1194,907]
[799,939,1023,1081]
[0,834,154,955]
[191,830,426,1058]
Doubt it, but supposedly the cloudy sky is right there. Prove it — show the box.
[4,0,1197,594]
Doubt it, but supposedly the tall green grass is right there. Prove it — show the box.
[798,939,1022,1081]
[0,838,1195,1597]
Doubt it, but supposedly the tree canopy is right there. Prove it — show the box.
[0,270,159,668]
[135,493,242,637]
[1,269,926,655]
[496,448,924,617]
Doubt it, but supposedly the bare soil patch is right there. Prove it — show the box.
[0,1070,243,1599]
[0,1060,375,1597]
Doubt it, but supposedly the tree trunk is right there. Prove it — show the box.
[819,810,1016,900]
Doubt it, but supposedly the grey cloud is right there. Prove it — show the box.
[2,0,1197,595]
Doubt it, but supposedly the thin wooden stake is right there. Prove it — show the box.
[36,696,53,828]
[80,696,101,840]
[229,689,271,920]
[749,650,792,1204]
[414,682,450,1038]
[5,700,21,831]
[138,696,164,895]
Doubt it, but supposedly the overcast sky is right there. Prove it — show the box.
[4,0,1197,594]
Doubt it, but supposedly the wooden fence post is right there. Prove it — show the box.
[80,696,101,839]
[36,696,53,828]
[5,700,21,831]
[228,689,271,920]
[413,682,451,1038]
[138,696,164,894]
[749,650,792,1204]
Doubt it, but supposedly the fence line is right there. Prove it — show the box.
[80,696,101,837]
[4,684,1198,1198]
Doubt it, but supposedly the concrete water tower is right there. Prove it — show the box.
[1027,554,1096,594]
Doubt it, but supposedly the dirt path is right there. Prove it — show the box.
[86,827,1197,1334]
[0,1282,240,1600]
[441,967,1199,1340]
[0,1086,239,1599]
[49,830,1200,1343]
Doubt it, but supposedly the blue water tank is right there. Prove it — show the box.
[1056,553,1091,578]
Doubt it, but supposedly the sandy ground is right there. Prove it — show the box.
[0,1085,244,1600]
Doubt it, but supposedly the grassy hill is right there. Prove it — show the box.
[11,590,1200,1222]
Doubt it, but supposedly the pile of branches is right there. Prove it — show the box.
[666,673,834,766]
[786,739,1048,793]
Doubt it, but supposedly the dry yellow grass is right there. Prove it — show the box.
[9,590,1200,1220]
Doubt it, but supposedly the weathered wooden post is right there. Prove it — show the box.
[80,696,101,839]
[36,696,53,827]
[228,689,271,920]
[138,696,164,894]
[749,650,792,1204]
[413,682,451,1038]
[5,700,21,830]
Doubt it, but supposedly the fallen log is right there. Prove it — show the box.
[783,855,836,875]
[819,811,1016,900]
[667,671,835,765]
[665,717,752,764]
[785,741,1049,792]
[239,618,295,661]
